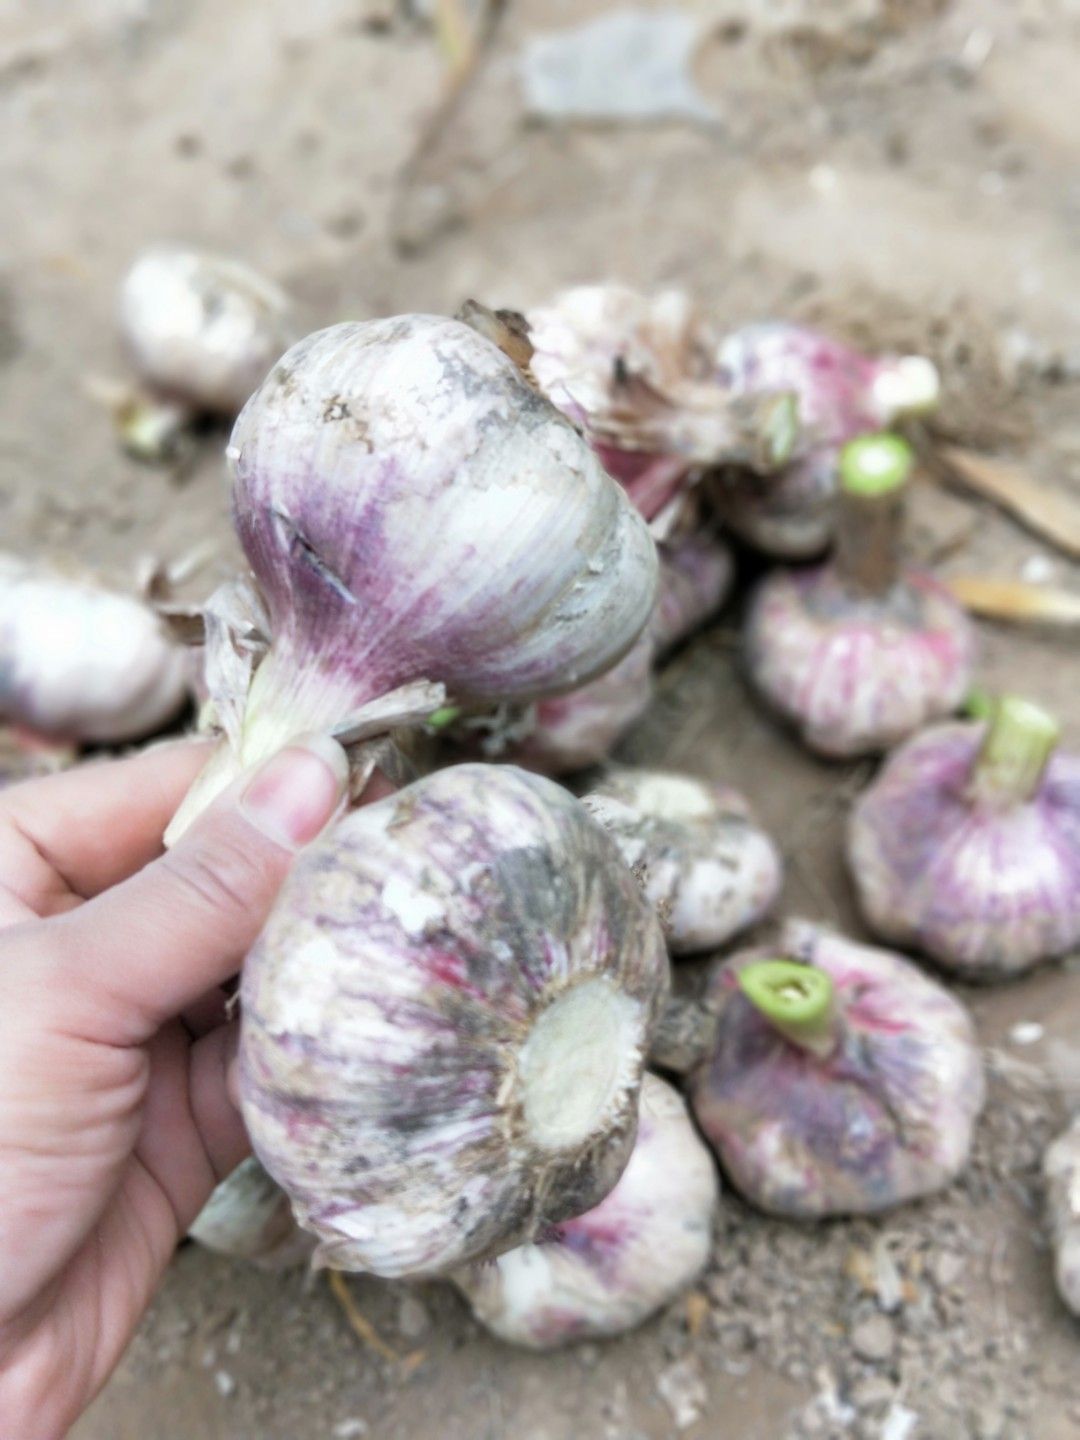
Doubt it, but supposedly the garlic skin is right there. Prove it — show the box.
[453,1074,716,1349]
[583,770,781,954]
[119,246,294,415]
[1044,1117,1080,1316]
[0,556,189,743]
[240,764,669,1280]
[188,1158,313,1270]
[714,323,940,558]
[650,528,733,656]
[690,921,985,1218]
[848,714,1080,978]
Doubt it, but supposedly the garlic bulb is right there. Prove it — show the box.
[188,1158,313,1270]
[745,435,974,757]
[583,770,781,954]
[848,697,1080,979]
[167,315,658,838]
[1044,1116,1080,1316]
[453,1074,716,1348]
[0,556,189,743]
[714,322,940,558]
[689,920,985,1217]
[119,246,294,416]
[528,285,798,524]
[240,763,669,1279]
[650,527,733,657]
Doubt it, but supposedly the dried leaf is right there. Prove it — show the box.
[946,575,1080,625]
[939,446,1080,559]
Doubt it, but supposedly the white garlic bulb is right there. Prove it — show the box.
[453,1074,717,1348]
[188,1158,313,1270]
[240,763,670,1279]
[0,556,189,743]
[1044,1116,1080,1316]
[119,245,294,415]
[583,770,782,954]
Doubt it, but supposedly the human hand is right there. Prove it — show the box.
[0,736,349,1440]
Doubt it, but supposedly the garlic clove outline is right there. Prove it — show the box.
[188,1157,314,1270]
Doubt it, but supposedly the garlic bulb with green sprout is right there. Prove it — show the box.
[166,314,658,840]
[1044,1116,1080,1317]
[0,556,189,744]
[745,434,974,757]
[848,695,1080,979]
[713,322,940,558]
[188,1158,313,1270]
[240,763,669,1279]
[453,1074,716,1348]
[527,285,798,527]
[688,920,985,1217]
[583,770,781,954]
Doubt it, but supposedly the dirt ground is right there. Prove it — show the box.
[5,1,1080,1437]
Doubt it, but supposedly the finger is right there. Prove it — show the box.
[0,740,213,915]
[180,986,231,1039]
[45,735,348,1042]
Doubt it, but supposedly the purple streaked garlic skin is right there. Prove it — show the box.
[690,921,985,1218]
[583,770,781,954]
[650,528,733,657]
[1044,1116,1080,1317]
[453,1074,717,1349]
[745,566,974,758]
[848,720,1080,979]
[188,1158,313,1270]
[240,763,669,1280]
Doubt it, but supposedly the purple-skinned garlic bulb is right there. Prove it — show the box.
[167,314,658,839]
[188,1158,313,1270]
[650,525,733,657]
[848,696,1080,979]
[714,322,940,558]
[582,770,781,954]
[452,1074,717,1348]
[689,920,985,1217]
[745,434,974,757]
[1044,1116,1080,1317]
[240,763,669,1279]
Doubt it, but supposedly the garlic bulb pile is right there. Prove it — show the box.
[240,764,669,1279]
[689,920,985,1217]
[714,322,940,558]
[119,246,294,417]
[583,769,781,954]
[848,697,1080,979]
[0,556,189,743]
[745,435,974,757]
[1044,1116,1080,1317]
[168,314,658,838]
[188,1158,313,1270]
[453,1074,716,1348]
[528,285,797,526]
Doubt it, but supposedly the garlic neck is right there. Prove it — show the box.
[834,433,912,598]
[970,695,1059,807]
[739,959,838,1060]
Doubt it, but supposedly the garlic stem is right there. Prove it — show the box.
[738,959,838,1059]
[971,694,1060,806]
[834,434,913,596]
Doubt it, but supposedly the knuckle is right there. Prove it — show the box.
[162,825,278,922]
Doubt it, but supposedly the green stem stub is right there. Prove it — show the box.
[739,959,838,1058]
[964,687,996,722]
[973,694,1060,805]
[426,705,462,732]
[838,433,914,499]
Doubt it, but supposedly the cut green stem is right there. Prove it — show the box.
[738,959,838,1059]
[835,434,913,597]
[972,694,1060,805]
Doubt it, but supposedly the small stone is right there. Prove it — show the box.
[332,1422,369,1439]
[1008,1021,1044,1047]
[213,1370,235,1398]
[932,1251,966,1290]
[850,1314,896,1363]
[396,1293,430,1340]
[656,1357,707,1431]
[578,1343,601,1368]
[850,1374,896,1412]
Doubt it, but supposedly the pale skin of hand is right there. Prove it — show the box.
[0,735,350,1440]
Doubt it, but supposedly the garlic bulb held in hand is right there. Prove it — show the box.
[848,696,1080,979]
[240,764,670,1279]
[689,921,985,1217]
[168,315,658,839]
[583,770,781,954]
[745,435,974,757]
[0,556,189,743]
[1044,1116,1080,1317]
[453,1074,716,1348]
[188,1158,313,1270]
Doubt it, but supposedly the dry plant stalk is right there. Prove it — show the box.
[940,446,1080,559]
[946,575,1080,625]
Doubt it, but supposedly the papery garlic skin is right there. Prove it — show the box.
[1044,1117,1080,1316]
[650,529,733,656]
[188,1158,313,1270]
[690,921,985,1217]
[848,720,1080,978]
[453,1074,716,1348]
[119,246,294,415]
[0,557,189,743]
[745,567,974,757]
[583,770,781,954]
[240,764,669,1280]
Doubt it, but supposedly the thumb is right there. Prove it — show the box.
[48,735,349,1041]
